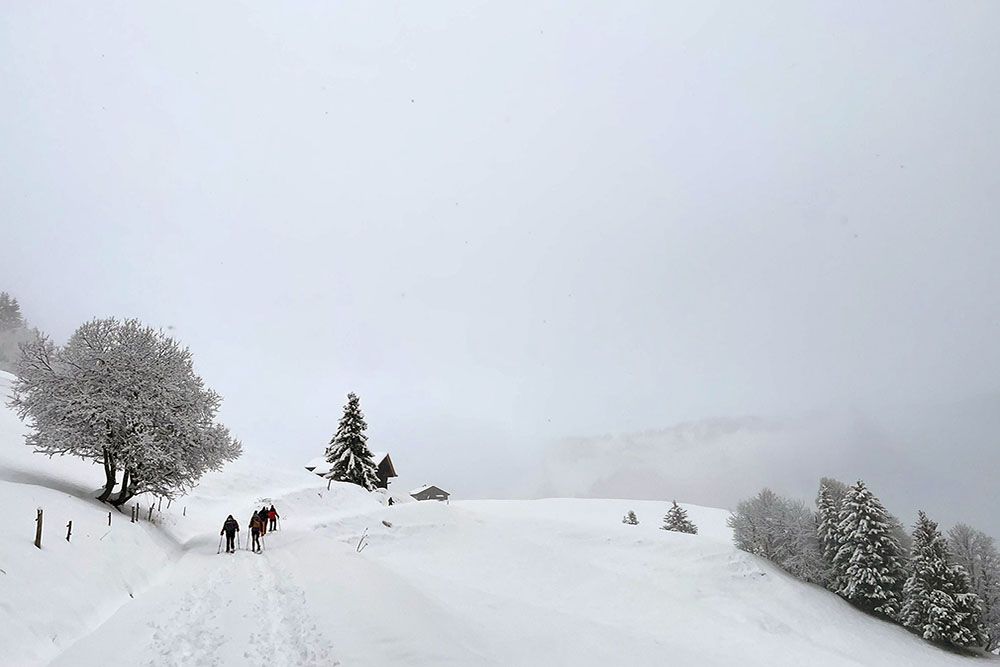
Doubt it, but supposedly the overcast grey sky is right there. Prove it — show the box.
[3,2,999,498]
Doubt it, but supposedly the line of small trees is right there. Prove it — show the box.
[728,478,1000,652]
[8,318,242,506]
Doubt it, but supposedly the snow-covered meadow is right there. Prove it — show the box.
[0,371,987,666]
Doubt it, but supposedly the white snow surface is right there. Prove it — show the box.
[0,371,989,666]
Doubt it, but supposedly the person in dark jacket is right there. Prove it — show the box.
[259,505,269,535]
[220,515,239,553]
[268,505,279,531]
[249,512,263,552]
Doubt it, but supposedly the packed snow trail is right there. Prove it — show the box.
[50,529,339,667]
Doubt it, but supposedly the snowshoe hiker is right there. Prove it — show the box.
[260,505,270,535]
[250,512,263,553]
[268,505,279,531]
[220,515,239,553]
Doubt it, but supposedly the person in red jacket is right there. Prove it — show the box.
[268,505,279,531]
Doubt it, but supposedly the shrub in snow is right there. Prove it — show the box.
[833,481,906,619]
[9,318,242,505]
[901,511,985,648]
[729,488,825,584]
[661,501,697,534]
[324,393,380,491]
[949,523,1000,651]
[622,510,638,525]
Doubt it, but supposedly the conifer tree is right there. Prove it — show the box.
[949,523,1000,651]
[833,480,906,619]
[901,512,985,648]
[817,483,844,588]
[622,510,638,525]
[324,393,380,491]
[0,292,23,331]
[661,501,698,534]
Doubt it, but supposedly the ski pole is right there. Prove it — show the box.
[217,535,223,554]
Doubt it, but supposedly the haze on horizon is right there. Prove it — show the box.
[2,3,999,508]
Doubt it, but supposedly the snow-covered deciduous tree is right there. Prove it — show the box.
[948,523,1000,651]
[324,393,380,491]
[9,319,242,505]
[833,481,906,619]
[661,501,697,534]
[729,488,826,584]
[622,510,638,525]
[901,512,985,648]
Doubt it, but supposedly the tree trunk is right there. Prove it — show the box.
[110,469,134,507]
[96,448,117,503]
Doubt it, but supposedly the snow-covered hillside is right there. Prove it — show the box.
[0,371,985,665]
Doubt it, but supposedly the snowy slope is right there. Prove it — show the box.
[0,370,988,666]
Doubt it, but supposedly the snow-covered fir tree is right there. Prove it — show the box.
[10,318,242,504]
[901,512,985,648]
[833,480,906,619]
[622,510,639,525]
[0,291,35,373]
[817,483,844,588]
[324,392,380,491]
[949,524,1000,651]
[0,292,23,330]
[661,501,697,534]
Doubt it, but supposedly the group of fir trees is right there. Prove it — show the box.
[9,318,242,505]
[733,477,994,651]
[322,392,381,491]
[816,479,988,649]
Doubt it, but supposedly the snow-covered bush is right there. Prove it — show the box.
[622,510,638,525]
[901,511,985,648]
[9,318,242,504]
[324,393,380,491]
[661,501,697,534]
[729,488,825,584]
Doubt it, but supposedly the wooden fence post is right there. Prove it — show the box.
[158,497,162,512]
[167,499,172,510]
[108,512,112,526]
[147,505,154,522]
[66,520,72,542]
[183,506,186,517]
[34,509,43,549]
